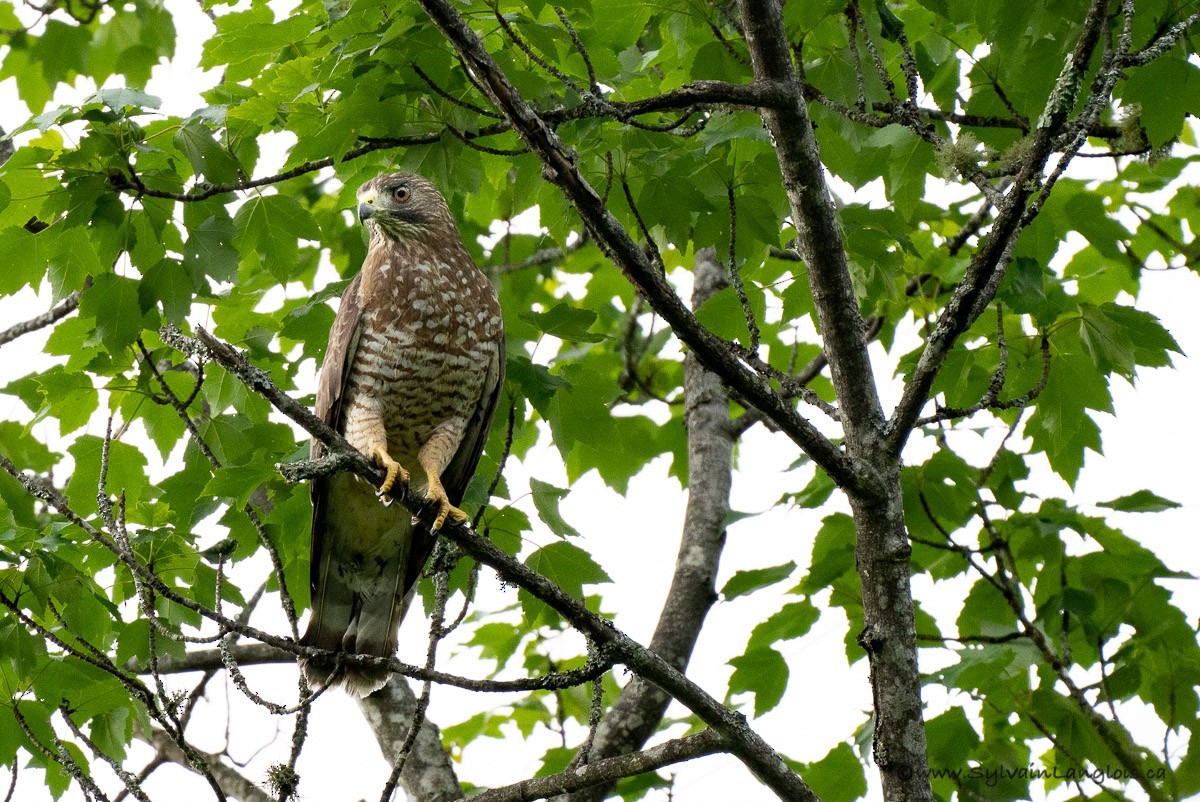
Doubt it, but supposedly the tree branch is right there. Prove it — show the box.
[140,726,273,802]
[0,279,89,348]
[127,639,611,695]
[561,248,735,802]
[467,731,725,802]
[737,0,886,464]
[915,333,1051,426]
[358,676,463,802]
[158,324,817,802]
[414,0,859,496]
[952,497,1172,802]
[491,238,589,275]
[736,6,936,799]
[0,448,607,709]
[884,0,1112,454]
[105,80,776,204]
[1122,8,1200,66]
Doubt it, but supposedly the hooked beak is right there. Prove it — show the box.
[357,190,376,224]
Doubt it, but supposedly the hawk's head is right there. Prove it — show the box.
[356,172,456,242]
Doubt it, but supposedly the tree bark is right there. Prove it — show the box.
[734,2,933,799]
[141,726,273,802]
[735,0,886,445]
[561,247,735,802]
[358,679,464,802]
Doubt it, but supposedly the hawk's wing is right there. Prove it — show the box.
[308,271,364,600]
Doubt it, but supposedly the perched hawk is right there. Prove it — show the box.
[298,172,505,696]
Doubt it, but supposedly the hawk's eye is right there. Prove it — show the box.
[392,185,411,203]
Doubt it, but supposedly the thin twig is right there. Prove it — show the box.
[58,705,154,802]
[620,175,665,275]
[412,63,501,118]
[726,184,760,351]
[137,339,300,638]
[554,6,600,95]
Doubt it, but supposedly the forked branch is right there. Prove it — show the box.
[159,324,817,802]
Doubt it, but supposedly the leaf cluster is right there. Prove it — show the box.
[0,0,1198,799]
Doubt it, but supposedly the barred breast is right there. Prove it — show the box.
[340,254,502,493]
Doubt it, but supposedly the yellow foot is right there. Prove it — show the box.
[370,446,409,502]
[425,472,468,530]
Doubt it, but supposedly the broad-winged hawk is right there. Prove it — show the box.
[299,172,505,696]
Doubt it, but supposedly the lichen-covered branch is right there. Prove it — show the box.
[467,731,725,802]
[159,324,816,802]
[414,0,858,495]
[560,248,735,802]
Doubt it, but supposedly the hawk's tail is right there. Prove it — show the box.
[298,513,417,698]
[298,601,395,698]
[298,583,412,698]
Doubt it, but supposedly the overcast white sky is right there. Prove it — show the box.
[1,2,1198,800]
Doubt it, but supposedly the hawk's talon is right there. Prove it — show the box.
[431,502,469,531]
[423,470,467,530]
[370,445,409,502]
[430,500,468,531]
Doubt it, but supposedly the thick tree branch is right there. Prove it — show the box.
[467,731,725,802]
[358,679,463,802]
[159,325,817,802]
[739,5,935,802]
[414,0,860,497]
[737,0,885,463]
[561,248,735,802]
